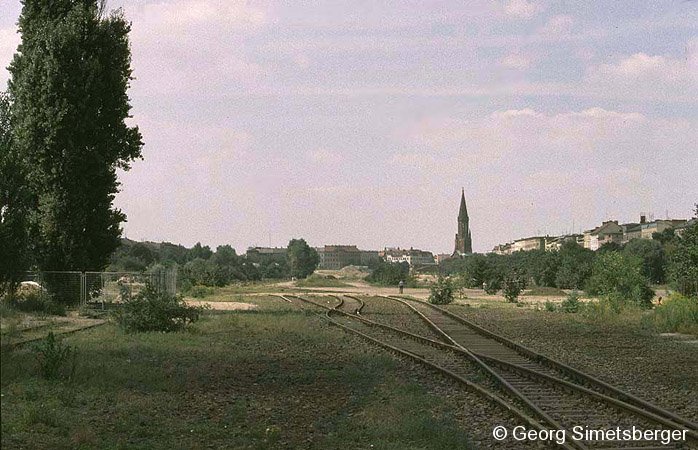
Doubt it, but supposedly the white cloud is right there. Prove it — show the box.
[504,0,542,19]
[537,14,573,38]
[308,148,342,165]
[585,42,698,101]
[500,52,533,69]
[139,0,267,29]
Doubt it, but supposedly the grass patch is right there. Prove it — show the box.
[1,305,475,449]
[295,275,350,288]
[523,286,567,297]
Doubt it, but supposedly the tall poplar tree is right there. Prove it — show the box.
[8,0,142,272]
[0,92,31,294]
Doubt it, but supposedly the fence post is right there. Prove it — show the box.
[80,272,86,305]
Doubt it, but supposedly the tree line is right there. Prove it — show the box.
[109,238,319,293]
[440,209,698,305]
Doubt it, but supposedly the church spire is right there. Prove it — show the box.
[458,187,468,221]
[454,188,472,256]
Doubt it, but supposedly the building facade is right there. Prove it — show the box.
[453,188,473,256]
[316,245,379,270]
[384,247,436,267]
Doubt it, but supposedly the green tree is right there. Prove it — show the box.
[623,238,666,284]
[667,205,698,296]
[586,252,654,308]
[8,1,142,274]
[652,228,676,245]
[503,272,524,303]
[366,260,411,286]
[0,92,32,295]
[555,240,595,289]
[287,238,319,279]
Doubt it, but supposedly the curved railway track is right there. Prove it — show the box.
[383,296,698,449]
[279,294,697,449]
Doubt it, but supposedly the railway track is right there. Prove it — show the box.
[280,294,697,449]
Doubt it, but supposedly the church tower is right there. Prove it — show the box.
[453,188,472,256]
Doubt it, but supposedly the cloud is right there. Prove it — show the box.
[585,41,698,101]
[504,0,542,19]
[500,52,533,69]
[138,0,267,29]
[124,0,271,97]
[308,148,342,165]
[536,14,573,38]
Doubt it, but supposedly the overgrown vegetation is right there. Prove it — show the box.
[560,291,581,313]
[365,260,412,286]
[1,301,479,449]
[4,291,66,316]
[586,252,654,309]
[502,274,524,303]
[115,283,204,333]
[33,332,76,380]
[643,294,698,335]
[428,277,454,304]
[295,274,350,288]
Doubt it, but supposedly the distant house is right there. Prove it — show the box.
[583,221,623,251]
[492,243,513,255]
[384,247,436,267]
[316,245,379,270]
[640,219,687,240]
[511,236,546,252]
[545,234,582,251]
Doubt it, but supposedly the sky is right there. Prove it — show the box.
[1,1,697,254]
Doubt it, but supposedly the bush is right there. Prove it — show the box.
[366,261,412,286]
[8,291,66,316]
[484,277,501,295]
[34,332,76,380]
[187,285,215,298]
[544,300,557,312]
[586,252,654,309]
[643,294,698,335]
[116,283,204,333]
[503,275,524,303]
[560,291,581,313]
[429,277,454,305]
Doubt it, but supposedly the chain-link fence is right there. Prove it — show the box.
[20,269,177,306]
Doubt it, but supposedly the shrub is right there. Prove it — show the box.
[366,261,412,286]
[116,283,204,333]
[8,291,66,316]
[34,332,76,380]
[188,285,215,298]
[429,277,454,305]
[643,294,698,335]
[560,291,581,313]
[586,252,654,309]
[484,277,501,295]
[502,275,523,303]
[544,300,557,312]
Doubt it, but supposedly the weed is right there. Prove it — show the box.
[560,291,581,313]
[544,300,557,312]
[33,332,76,380]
